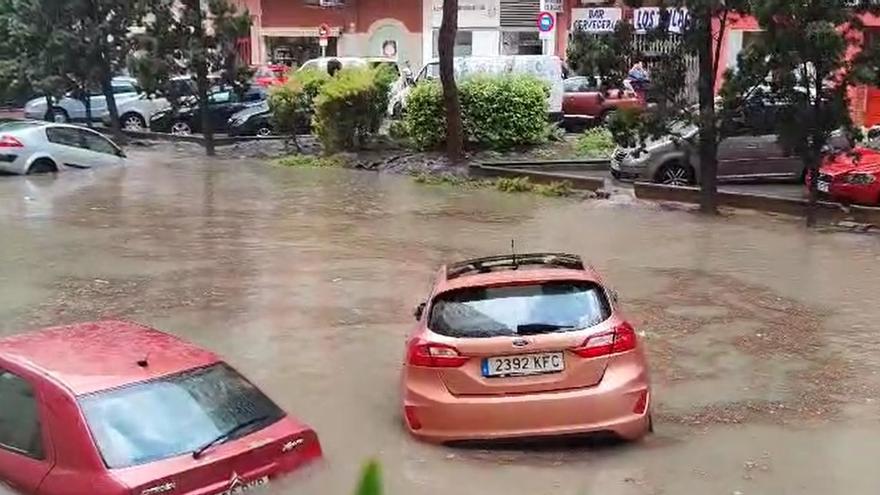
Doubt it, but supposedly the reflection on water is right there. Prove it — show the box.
[0,147,879,494]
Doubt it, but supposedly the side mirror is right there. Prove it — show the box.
[608,289,620,306]
[413,302,426,321]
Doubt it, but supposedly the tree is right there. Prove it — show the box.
[724,0,880,226]
[438,0,463,161]
[571,1,748,213]
[130,0,252,156]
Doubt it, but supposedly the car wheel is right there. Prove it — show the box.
[171,121,192,136]
[657,162,694,186]
[121,113,147,132]
[256,126,273,137]
[46,108,68,123]
[27,159,58,175]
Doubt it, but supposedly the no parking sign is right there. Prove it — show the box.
[537,11,555,39]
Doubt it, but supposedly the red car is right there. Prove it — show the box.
[814,146,880,205]
[253,65,288,87]
[0,321,321,495]
[562,76,644,128]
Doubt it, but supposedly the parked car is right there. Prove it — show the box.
[0,121,125,175]
[396,56,565,121]
[228,100,275,137]
[562,76,644,128]
[401,253,651,444]
[253,64,289,87]
[610,89,849,185]
[0,320,322,495]
[812,146,880,205]
[23,77,141,124]
[150,87,268,135]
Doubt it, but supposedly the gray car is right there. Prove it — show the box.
[611,91,848,185]
[0,121,125,175]
[22,77,142,124]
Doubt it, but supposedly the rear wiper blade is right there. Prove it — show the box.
[192,415,270,459]
[516,324,578,335]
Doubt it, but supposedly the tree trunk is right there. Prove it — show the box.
[100,67,123,142]
[194,2,215,156]
[696,10,718,214]
[806,151,820,227]
[82,91,93,128]
[439,0,463,161]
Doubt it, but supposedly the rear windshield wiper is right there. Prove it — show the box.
[192,415,270,459]
[517,323,578,335]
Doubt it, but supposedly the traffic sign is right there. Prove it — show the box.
[318,23,331,40]
[537,11,555,33]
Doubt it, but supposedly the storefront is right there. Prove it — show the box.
[424,0,502,61]
[255,0,423,69]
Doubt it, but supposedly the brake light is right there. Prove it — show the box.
[0,135,23,148]
[404,405,422,430]
[633,389,649,414]
[407,341,468,368]
[572,322,637,358]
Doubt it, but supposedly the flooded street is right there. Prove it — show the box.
[1,146,879,494]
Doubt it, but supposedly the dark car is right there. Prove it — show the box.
[150,87,268,135]
[562,76,644,129]
[228,101,313,137]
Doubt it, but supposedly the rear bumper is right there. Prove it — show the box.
[402,356,651,443]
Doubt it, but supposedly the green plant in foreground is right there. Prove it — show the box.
[495,176,534,193]
[275,154,344,168]
[575,128,616,159]
[355,460,382,495]
[534,180,574,197]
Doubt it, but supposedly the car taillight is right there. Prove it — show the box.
[0,135,23,148]
[407,341,468,368]
[572,322,637,358]
[404,405,422,430]
[633,389,649,414]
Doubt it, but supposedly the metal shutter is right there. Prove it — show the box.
[500,0,540,28]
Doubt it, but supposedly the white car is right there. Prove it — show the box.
[0,121,126,175]
[23,77,142,124]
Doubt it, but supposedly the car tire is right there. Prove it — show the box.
[121,113,147,132]
[656,161,694,186]
[256,126,273,137]
[170,121,192,136]
[27,159,58,175]
[46,108,69,123]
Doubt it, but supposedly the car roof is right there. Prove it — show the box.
[432,254,602,295]
[0,321,220,396]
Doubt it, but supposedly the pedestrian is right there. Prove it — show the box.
[627,58,651,102]
[327,58,342,77]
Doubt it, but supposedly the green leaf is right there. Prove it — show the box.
[355,460,383,495]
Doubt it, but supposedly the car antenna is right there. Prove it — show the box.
[137,353,150,368]
[511,239,518,270]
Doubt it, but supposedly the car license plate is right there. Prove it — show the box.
[482,352,564,377]
[221,476,269,495]
[818,181,830,193]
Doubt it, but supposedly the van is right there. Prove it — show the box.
[391,55,565,120]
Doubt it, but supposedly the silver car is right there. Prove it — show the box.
[22,77,142,124]
[0,121,126,175]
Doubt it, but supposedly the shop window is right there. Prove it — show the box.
[501,31,543,55]
[432,30,473,57]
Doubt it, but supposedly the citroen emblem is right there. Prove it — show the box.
[228,471,243,490]
[512,338,530,347]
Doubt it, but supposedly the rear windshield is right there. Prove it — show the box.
[79,363,284,469]
[429,281,611,338]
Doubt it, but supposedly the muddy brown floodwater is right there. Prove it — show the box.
[1,145,880,495]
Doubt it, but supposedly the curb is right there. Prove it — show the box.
[481,158,610,171]
[119,130,291,146]
[633,182,880,224]
[470,164,605,191]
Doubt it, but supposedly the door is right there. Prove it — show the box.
[77,129,125,167]
[0,368,53,494]
[206,91,242,132]
[88,89,109,121]
[44,126,93,169]
[563,77,603,118]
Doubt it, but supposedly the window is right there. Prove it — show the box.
[563,77,599,93]
[501,31,543,55]
[0,370,44,459]
[80,130,120,156]
[80,364,285,469]
[432,30,473,57]
[209,91,232,104]
[243,89,265,102]
[429,281,612,338]
[112,83,139,95]
[45,127,84,148]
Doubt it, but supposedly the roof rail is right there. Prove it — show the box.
[446,253,585,280]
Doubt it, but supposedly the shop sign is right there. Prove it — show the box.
[634,7,691,34]
[432,0,500,28]
[571,8,622,33]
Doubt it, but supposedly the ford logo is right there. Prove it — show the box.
[512,339,530,347]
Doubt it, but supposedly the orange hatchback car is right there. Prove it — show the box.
[401,253,652,443]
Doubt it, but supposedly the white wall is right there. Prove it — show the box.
[472,30,500,56]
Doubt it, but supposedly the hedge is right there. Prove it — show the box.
[404,74,549,150]
[313,67,394,152]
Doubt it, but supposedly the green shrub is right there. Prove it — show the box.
[575,128,616,159]
[313,67,391,152]
[403,74,548,150]
[275,154,344,168]
[534,180,574,197]
[495,176,534,193]
[404,83,446,149]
